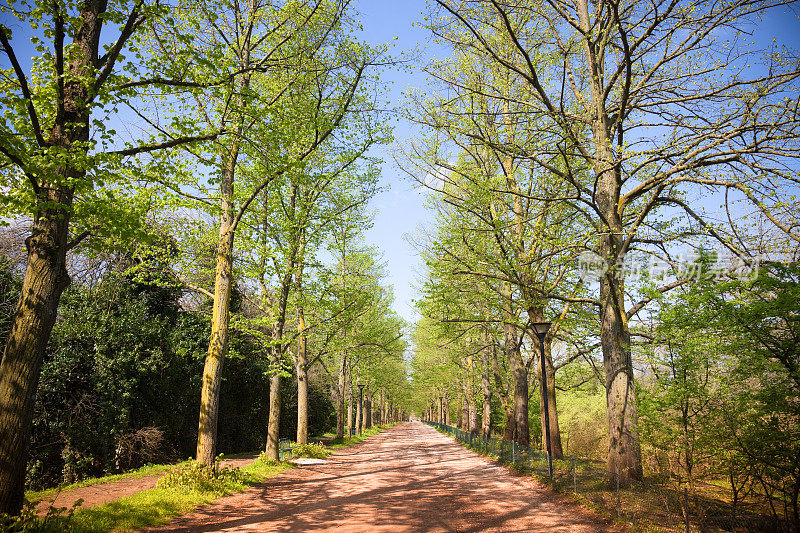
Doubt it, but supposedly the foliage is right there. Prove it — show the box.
[156,459,243,493]
[290,443,332,459]
[0,499,81,533]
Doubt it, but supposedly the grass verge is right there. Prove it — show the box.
[68,459,292,532]
[25,462,186,503]
[322,423,397,450]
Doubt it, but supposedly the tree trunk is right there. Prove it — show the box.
[364,391,372,429]
[296,333,308,444]
[601,273,642,482]
[295,258,308,445]
[265,373,281,459]
[336,355,346,439]
[503,283,529,447]
[196,212,235,465]
[355,387,362,434]
[196,39,253,463]
[346,372,353,435]
[0,206,72,514]
[573,0,642,484]
[481,341,492,438]
[536,336,563,458]
[468,389,478,435]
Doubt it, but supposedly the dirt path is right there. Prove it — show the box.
[34,455,258,513]
[146,422,620,532]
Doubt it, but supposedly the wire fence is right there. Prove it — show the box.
[423,420,790,532]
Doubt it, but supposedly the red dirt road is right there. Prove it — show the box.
[147,421,618,532]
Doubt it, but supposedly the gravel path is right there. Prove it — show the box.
[146,421,619,532]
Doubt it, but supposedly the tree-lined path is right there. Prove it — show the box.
[147,422,615,532]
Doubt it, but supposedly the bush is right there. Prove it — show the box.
[290,443,332,459]
[156,459,242,493]
[0,500,81,532]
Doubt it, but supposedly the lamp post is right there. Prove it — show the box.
[358,383,365,436]
[532,321,553,480]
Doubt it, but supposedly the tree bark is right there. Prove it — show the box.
[196,207,235,465]
[0,203,72,514]
[336,354,346,439]
[346,370,353,435]
[265,374,281,459]
[502,283,529,446]
[571,0,642,484]
[0,0,99,513]
[355,386,362,434]
[295,257,308,444]
[481,340,492,438]
[536,335,563,458]
[364,391,372,429]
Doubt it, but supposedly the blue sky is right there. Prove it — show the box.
[353,0,434,326]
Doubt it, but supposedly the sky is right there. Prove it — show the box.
[351,1,435,326]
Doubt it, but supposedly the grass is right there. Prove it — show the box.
[25,462,186,502]
[430,423,787,532]
[324,423,397,449]
[68,459,292,532]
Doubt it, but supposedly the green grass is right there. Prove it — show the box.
[326,423,396,449]
[25,462,188,502]
[67,460,292,532]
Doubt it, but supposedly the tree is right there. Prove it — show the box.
[424,0,800,483]
[156,0,387,464]
[0,0,220,512]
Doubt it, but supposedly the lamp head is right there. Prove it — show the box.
[531,321,552,341]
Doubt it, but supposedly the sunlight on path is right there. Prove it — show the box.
[145,422,618,532]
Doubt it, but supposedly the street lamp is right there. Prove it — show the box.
[532,321,553,480]
[358,383,365,436]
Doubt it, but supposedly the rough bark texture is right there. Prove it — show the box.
[336,355,346,439]
[0,0,99,513]
[600,274,642,482]
[481,343,492,439]
[346,372,353,434]
[502,284,528,446]
[296,323,308,444]
[295,256,308,445]
[266,374,281,460]
[571,0,643,484]
[537,339,563,458]
[364,392,372,429]
[196,212,234,465]
[0,206,71,513]
[355,389,363,435]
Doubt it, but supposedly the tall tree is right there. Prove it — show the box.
[0,0,219,513]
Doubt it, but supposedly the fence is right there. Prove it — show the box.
[422,420,789,532]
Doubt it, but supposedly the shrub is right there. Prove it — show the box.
[291,443,332,459]
[0,500,81,532]
[156,459,242,493]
